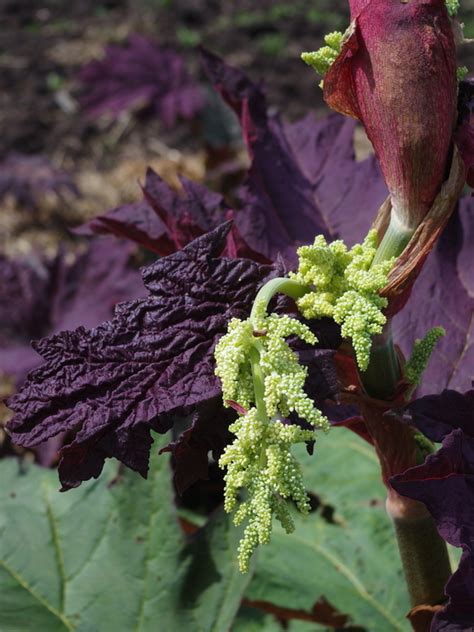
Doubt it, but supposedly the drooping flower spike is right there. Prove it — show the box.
[214,230,394,570]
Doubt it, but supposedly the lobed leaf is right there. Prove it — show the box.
[201,48,387,264]
[6,224,284,490]
[393,200,474,396]
[81,51,387,267]
[77,168,269,263]
[0,438,252,631]
[0,238,145,388]
[78,35,204,127]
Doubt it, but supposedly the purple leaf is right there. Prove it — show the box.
[404,389,474,443]
[6,223,284,490]
[78,168,270,263]
[78,35,204,127]
[393,200,474,396]
[0,238,144,387]
[200,48,388,262]
[284,113,388,247]
[160,402,235,495]
[455,79,474,188]
[391,390,474,630]
[81,51,387,267]
[0,153,79,210]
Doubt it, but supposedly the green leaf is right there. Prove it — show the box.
[232,606,283,631]
[301,425,385,514]
[0,439,252,632]
[245,428,410,631]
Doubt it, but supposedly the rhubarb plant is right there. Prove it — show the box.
[2,0,474,630]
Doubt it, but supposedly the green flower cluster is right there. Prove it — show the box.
[214,300,329,571]
[301,32,342,75]
[404,326,445,386]
[457,66,469,82]
[215,229,396,570]
[292,230,393,371]
[220,409,315,572]
[446,0,460,16]
[301,31,343,85]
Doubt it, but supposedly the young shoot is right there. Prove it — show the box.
[301,31,343,83]
[404,326,446,387]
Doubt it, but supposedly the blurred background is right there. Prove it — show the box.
[1,0,474,255]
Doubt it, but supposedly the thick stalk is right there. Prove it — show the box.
[362,213,414,398]
[361,323,400,399]
[390,508,452,607]
[360,209,451,615]
[371,212,415,267]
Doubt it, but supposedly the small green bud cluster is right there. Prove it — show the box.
[446,0,460,16]
[291,230,393,371]
[404,326,445,386]
[301,31,343,86]
[214,317,255,409]
[457,66,469,82]
[220,409,315,571]
[214,300,329,571]
[215,300,329,428]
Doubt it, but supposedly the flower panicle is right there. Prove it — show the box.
[215,229,396,570]
[214,299,330,571]
[292,230,393,371]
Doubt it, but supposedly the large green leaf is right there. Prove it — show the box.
[245,427,411,631]
[232,606,283,631]
[0,440,252,632]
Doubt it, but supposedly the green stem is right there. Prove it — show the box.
[250,278,309,325]
[249,345,267,420]
[361,323,400,399]
[364,208,451,612]
[249,278,309,414]
[362,211,414,398]
[371,212,414,267]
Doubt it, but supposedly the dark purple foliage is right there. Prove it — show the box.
[0,153,79,210]
[393,198,474,396]
[200,48,388,263]
[404,390,474,443]
[456,79,474,188]
[80,51,387,267]
[391,390,474,630]
[0,237,144,387]
[6,224,285,490]
[77,168,270,263]
[198,51,473,402]
[78,35,204,127]
[160,402,235,495]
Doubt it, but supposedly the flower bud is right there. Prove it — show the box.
[324,0,458,230]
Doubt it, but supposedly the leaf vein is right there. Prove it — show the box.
[0,559,74,631]
[290,532,406,631]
